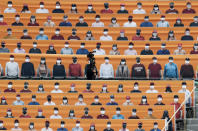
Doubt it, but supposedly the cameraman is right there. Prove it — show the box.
[85,52,98,80]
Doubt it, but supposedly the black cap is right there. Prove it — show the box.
[174,95,179,98]
[182,82,186,85]
[104,29,108,32]
[169,56,173,60]
[132,109,137,112]
[71,4,76,7]
[107,121,111,124]
[32,95,36,98]
[144,16,149,19]
[104,57,109,60]
[116,107,121,111]
[61,121,65,124]
[185,58,190,61]
[70,110,74,113]
[81,43,85,45]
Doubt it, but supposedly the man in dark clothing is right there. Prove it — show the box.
[59,15,72,27]
[157,43,170,55]
[52,1,64,13]
[12,14,24,26]
[117,3,128,14]
[29,42,41,54]
[180,58,194,79]
[68,28,80,40]
[20,29,32,39]
[140,43,153,55]
[154,95,165,105]
[182,2,196,14]
[21,55,35,77]
[81,107,93,119]
[4,82,16,93]
[190,43,198,54]
[51,28,64,40]
[97,107,109,119]
[76,43,89,54]
[128,109,140,119]
[35,109,45,118]
[20,82,32,93]
[0,41,10,53]
[53,57,66,78]
[76,16,88,27]
[132,29,145,41]
[181,28,194,41]
[189,16,198,27]
[0,120,7,130]
[69,56,82,77]
[131,57,146,79]
[83,83,94,93]
[103,121,114,131]
[148,57,162,79]
[91,95,102,105]
[28,95,40,105]
[165,2,179,14]
[84,4,96,13]
[116,30,128,41]
[19,107,31,118]
[130,82,141,93]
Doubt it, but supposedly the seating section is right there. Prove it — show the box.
[0,0,197,130]
[1,0,198,14]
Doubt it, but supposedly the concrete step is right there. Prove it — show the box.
[186,125,198,131]
[186,119,198,124]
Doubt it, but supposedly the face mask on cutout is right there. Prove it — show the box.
[25,59,30,62]
[105,59,109,63]
[56,5,60,9]
[121,61,125,65]
[0,18,3,22]
[15,17,20,21]
[174,98,179,103]
[95,18,100,21]
[157,98,162,102]
[185,60,190,64]
[65,44,69,48]
[40,5,44,8]
[120,6,125,10]
[134,85,138,90]
[88,6,92,10]
[8,4,12,8]
[10,58,14,61]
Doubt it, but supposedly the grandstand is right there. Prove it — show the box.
[0,0,198,131]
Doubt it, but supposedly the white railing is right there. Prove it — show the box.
[161,85,196,131]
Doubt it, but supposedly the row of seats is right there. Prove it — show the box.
[2,14,198,26]
[0,119,166,131]
[1,41,197,55]
[0,105,175,119]
[0,54,197,77]
[1,14,198,27]
[0,80,193,92]
[0,93,185,106]
[1,27,198,41]
[1,0,198,14]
